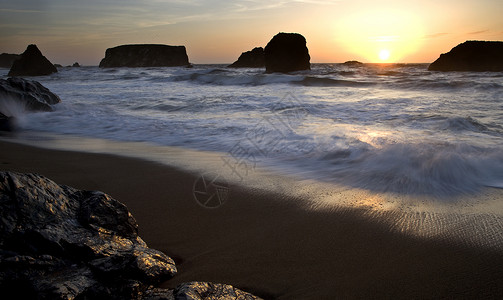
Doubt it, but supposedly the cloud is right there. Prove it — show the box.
[423,32,449,39]
[467,30,488,35]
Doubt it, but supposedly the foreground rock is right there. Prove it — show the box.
[0,53,20,68]
[99,44,190,68]
[0,171,176,299]
[228,47,265,68]
[145,282,262,300]
[0,172,262,299]
[0,77,61,115]
[8,44,57,76]
[428,41,503,71]
[264,33,310,73]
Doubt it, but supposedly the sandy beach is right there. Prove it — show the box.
[1,139,503,299]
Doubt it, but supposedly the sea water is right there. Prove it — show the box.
[1,64,503,197]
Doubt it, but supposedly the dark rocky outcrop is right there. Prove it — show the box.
[0,172,262,299]
[0,78,61,116]
[228,47,265,68]
[0,171,176,299]
[99,44,190,68]
[72,62,80,67]
[343,60,364,66]
[0,53,20,68]
[264,33,310,73]
[428,41,503,71]
[8,44,57,76]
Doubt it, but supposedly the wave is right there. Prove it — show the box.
[440,116,489,132]
[407,115,502,136]
[320,142,503,196]
[295,76,375,87]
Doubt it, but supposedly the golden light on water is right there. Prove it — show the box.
[336,9,424,62]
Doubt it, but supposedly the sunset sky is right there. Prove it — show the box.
[1,0,502,65]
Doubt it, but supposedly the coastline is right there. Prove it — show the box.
[1,139,503,299]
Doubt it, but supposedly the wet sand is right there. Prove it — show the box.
[1,140,503,299]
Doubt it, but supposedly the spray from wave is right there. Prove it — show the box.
[322,142,503,197]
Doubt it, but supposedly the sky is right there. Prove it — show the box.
[1,0,502,65]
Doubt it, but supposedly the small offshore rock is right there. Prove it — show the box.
[228,47,265,68]
[8,44,57,76]
[343,60,364,66]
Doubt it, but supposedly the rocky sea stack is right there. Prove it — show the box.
[264,33,310,73]
[8,45,57,76]
[0,172,261,299]
[228,47,265,68]
[428,41,503,71]
[0,53,20,69]
[99,44,190,68]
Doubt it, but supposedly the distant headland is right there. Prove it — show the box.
[428,41,503,72]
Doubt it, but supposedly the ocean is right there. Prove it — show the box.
[2,63,503,197]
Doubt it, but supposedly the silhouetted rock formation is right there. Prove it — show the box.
[0,172,262,300]
[8,44,57,76]
[99,44,190,68]
[428,41,503,71]
[0,53,20,68]
[0,78,61,115]
[72,62,80,67]
[228,47,265,68]
[264,33,310,73]
[343,60,364,66]
[53,64,63,68]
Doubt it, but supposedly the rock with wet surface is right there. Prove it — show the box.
[144,282,262,300]
[0,171,177,299]
[0,77,61,118]
[0,172,262,299]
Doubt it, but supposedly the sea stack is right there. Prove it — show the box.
[264,32,310,73]
[428,41,503,71]
[99,44,190,68]
[0,53,20,68]
[228,47,265,68]
[8,44,57,76]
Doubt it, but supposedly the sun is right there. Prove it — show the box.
[379,49,391,61]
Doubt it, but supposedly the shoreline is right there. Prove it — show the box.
[1,139,503,298]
